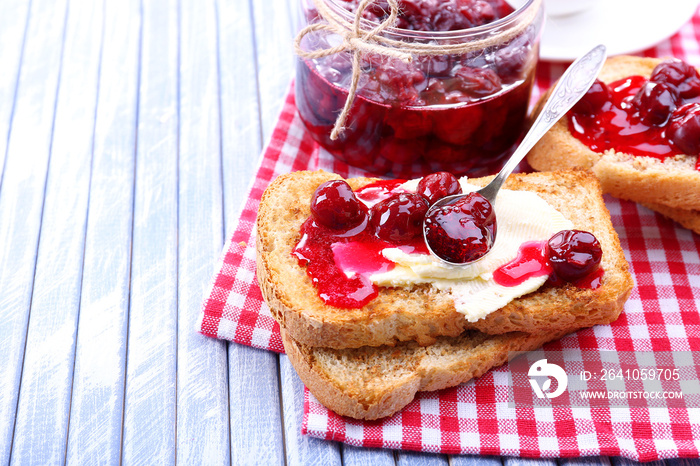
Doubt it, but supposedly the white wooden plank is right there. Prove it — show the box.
[396,450,448,466]
[252,0,296,141]
[504,458,557,466]
[280,355,342,465]
[64,0,140,462]
[560,458,611,466]
[218,0,263,222]
[176,0,230,462]
[0,0,68,463]
[120,0,178,463]
[227,346,284,465]
[452,456,503,466]
[217,0,285,463]
[8,0,103,464]
[342,445,395,466]
[0,0,30,184]
[611,459,665,466]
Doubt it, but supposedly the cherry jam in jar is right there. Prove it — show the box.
[295,0,544,177]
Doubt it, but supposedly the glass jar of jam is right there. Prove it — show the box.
[295,0,544,177]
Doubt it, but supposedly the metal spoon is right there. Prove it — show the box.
[423,44,607,265]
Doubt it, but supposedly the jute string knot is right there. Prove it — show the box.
[294,0,541,139]
[294,0,411,139]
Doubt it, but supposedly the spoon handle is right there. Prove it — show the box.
[479,44,607,202]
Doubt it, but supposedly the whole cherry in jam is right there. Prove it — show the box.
[668,103,700,155]
[632,82,679,126]
[417,171,462,205]
[650,59,700,99]
[451,67,503,98]
[546,229,602,283]
[369,193,429,243]
[568,58,700,166]
[343,0,514,32]
[572,79,610,116]
[423,192,496,264]
[310,179,367,229]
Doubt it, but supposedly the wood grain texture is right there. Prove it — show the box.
[64,0,140,463]
[560,458,612,466]
[396,450,448,466]
[218,0,263,224]
[217,0,285,463]
[280,355,342,466]
[176,0,230,463]
[452,455,503,466]
[120,0,178,464]
[0,0,68,463]
[503,458,556,466]
[0,0,30,187]
[667,460,700,466]
[9,0,103,464]
[227,345,284,465]
[612,459,665,466]
[252,0,295,142]
[342,444,396,466]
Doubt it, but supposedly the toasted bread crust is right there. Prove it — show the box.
[527,56,700,213]
[257,170,633,349]
[282,326,573,420]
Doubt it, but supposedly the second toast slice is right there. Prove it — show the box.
[281,325,576,420]
[527,55,700,233]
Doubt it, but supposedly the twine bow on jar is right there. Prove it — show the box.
[294,0,541,140]
[294,0,412,140]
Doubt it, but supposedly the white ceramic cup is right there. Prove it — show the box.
[543,0,598,16]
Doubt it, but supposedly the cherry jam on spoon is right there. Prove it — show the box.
[424,44,608,265]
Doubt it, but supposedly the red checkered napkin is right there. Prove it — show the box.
[199,15,700,460]
[303,184,700,460]
[197,89,376,352]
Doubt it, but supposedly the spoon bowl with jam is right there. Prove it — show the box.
[424,44,608,265]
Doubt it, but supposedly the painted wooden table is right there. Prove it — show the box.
[0,0,697,464]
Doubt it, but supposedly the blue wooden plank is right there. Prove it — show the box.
[251,0,296,142]
[342,445,395,466]
[0,0,68,463]
[0,0,30,186]
[217,0,285,463]
[280,355,342,465]
[667,459,700,466]
[63,0,140,462]
[8,0,103,463]
[396,450,448,466]
[505,458,557,466]
[218,0,263,222]
[611,458,665,466]
[227,345,285,465]
[176,0,230,462]
[120,0,179,463]
[560,457,612,466]
[452,455,503,466]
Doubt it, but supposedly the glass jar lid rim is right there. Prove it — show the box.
[323,0,540,39]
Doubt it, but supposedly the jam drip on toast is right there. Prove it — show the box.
[569,59,700,169]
